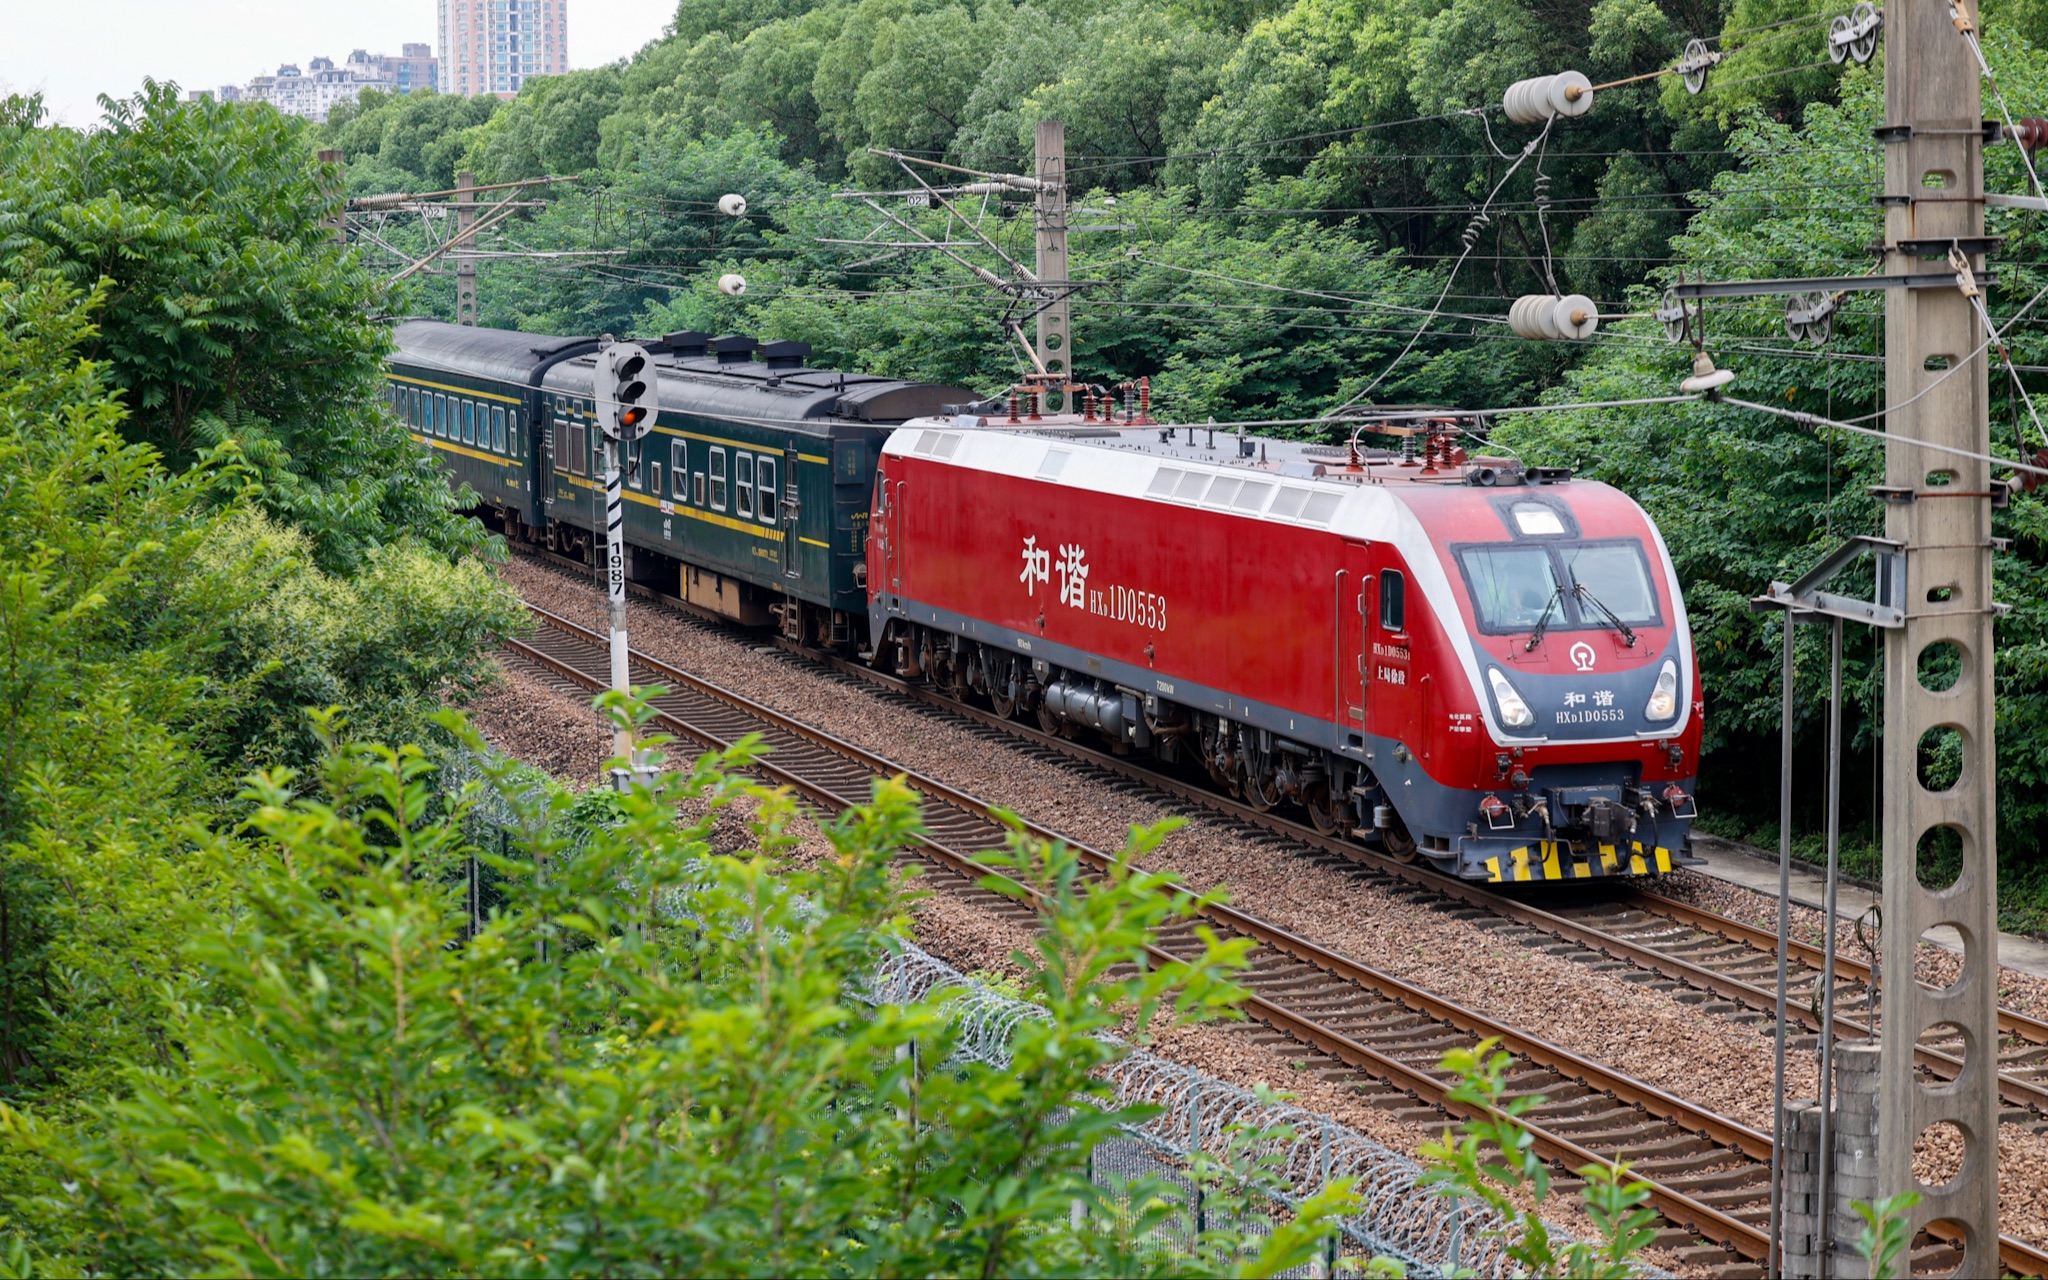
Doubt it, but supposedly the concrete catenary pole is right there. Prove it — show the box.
[455,170,479,326]
[1034,120,1070,406]
[1878,0,2000,1263]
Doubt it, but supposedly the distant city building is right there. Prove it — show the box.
[386,43,439,94]
[439,0,567,98]
[185,84,245,103]
[232,45,439,121]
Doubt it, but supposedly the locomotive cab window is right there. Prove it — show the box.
[709,449,728,510]
[1560,543,1659,624]
[736,453,754,518]
[1380,570,1406,633]
[1460,545,1560,632]
[757,457,777,523]
[1456,539,1662,634]
[670,440,688,498]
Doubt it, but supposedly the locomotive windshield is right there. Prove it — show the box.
[1461,546,1560,630]
[1458,539,1661,633]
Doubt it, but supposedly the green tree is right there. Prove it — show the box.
[0,269,521,1120]
[1499,51,2048,893]
[1,86,482,572]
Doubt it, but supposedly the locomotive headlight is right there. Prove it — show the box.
[1644,659,1680,721]
[1487,668,1535,729]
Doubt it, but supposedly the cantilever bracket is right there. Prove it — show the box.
[1750,535,1908,628]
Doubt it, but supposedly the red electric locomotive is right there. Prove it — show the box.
[866,412,1703,883]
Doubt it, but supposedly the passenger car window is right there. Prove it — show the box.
[736,453,754,518]
[1380,570,1406,633]
[650,461,662,496]
[566,422,587,476]
[671,440,688,498]
[757,456,777,523]
[694,472,706,504]
[710,449,728,510]
[492,406,506,452]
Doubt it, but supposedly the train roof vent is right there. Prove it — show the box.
[1269,487,1311,520]
[1299,490,1344,524]
[709,335,758,365]
[757,339,812,370]
[663,330,711,358]
[1234,479,1275,512]
[1201,476,1244,509]
[1146,466,1183,497]
[1036,448,1071,480]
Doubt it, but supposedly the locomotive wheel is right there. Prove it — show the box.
[1381,813,1420,863]
[1238,733,1280,811]
[1240,760,1281,812]
[990,686,1018,718]
[1037,701,1062,735]
[1303,780,1345,836]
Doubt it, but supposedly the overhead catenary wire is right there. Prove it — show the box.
[1953,9,2048,200]
[1719,394,2048,478]
[1325,119,1558,413]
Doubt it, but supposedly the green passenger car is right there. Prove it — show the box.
[388,321,970,645]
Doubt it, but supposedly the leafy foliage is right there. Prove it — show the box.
[0,709,1362,1277]
[1498,54,2048,889]
[0,272,517,1124]
[1419,1039,1658,1278]
[0,84,482,572]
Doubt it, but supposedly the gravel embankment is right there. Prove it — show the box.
[498,557,2048,1251]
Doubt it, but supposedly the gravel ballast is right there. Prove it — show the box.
[498,556,2048,1250]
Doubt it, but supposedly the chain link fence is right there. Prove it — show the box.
[869,938,1534,1277]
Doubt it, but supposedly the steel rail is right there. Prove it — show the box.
[505,607,2048,1274]
[1624,887,2048,1047]
[505,614,1768,1259]
[783,641,2048,1115]
[507,565,2048,1269]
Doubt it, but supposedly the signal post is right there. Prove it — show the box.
[597,340,658,784]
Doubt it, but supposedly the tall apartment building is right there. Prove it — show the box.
[439,0,567,98]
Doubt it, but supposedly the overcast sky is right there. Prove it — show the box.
[1,0,678,128]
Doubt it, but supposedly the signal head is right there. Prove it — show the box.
[598,340,659,441]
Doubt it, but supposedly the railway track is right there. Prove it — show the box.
[504,602,2048,1278]
[768,632,2048,1127]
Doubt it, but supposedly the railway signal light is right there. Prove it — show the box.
[599,341,657,442]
